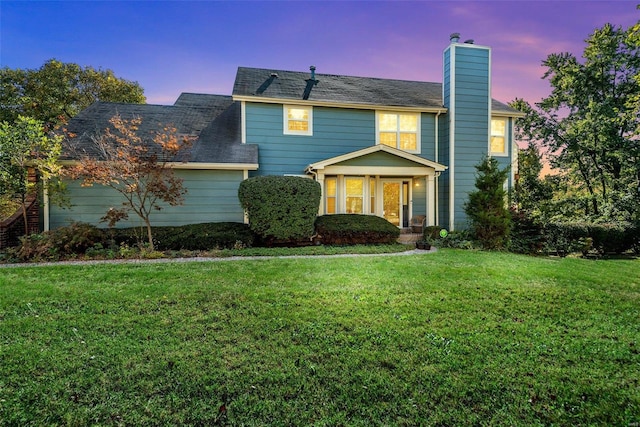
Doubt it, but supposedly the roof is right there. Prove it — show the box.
[232,66,521,115]
[61,94,258,166]
[307,144,447,173]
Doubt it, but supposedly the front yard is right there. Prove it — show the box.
[1,250,638,425]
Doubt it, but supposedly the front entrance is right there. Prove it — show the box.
[382,180,409,227]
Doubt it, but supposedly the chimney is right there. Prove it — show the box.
[464,39,475,44]
[449,33,460,43]
[310,66,316,80]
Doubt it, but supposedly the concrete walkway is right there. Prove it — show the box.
[0,245,437,269]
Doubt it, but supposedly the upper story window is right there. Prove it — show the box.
[284,105,313,136]
[376,112,420,153]
[490,118,508,156]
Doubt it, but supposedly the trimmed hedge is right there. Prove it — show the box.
[314,214,400,245]
[543,222,639,257]
[238,176,321,245]
[13,222,255,261]
[111,222,255,250]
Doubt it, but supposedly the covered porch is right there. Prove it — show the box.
[305,145,447,228]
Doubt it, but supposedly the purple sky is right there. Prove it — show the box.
[1,1,638,107]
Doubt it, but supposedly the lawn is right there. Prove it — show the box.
[1,249,638,425]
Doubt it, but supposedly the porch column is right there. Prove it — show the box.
[426,174,436,226]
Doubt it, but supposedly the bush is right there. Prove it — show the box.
[110,222,255,250]
[423,226,444,241]
[424,228,476,250]
[542,222,639,257]
[16,222,105,261]
[152,222,255,250]
[13,222,256,262]
[238,176,321,246]
[508,209,545,255]
[314,214,400,245]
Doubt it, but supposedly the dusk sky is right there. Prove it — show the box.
[1,1,638,107]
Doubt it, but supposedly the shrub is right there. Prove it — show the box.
[542,222,638,257]
[16,222,105,261]
[508,209,545,255]
[111,222,255,250]
[152,222,254,250]
[238,176,321,246]
[464,157,511,250]
[314,214,400,245]
[424,229,476,250]
[423,226,444,241]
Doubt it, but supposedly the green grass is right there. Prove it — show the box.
[1,250,638,425]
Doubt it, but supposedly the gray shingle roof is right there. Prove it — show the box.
[62,94,258,165]
[233,66,520,115]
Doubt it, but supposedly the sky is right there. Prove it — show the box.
[1,1,638,107]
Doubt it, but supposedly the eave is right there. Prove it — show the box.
[58,160,259,171]
[232,95,448,114]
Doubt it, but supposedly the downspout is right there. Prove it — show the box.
[434,110,442,226]
[43,178,50,231]
[305,165,322,215]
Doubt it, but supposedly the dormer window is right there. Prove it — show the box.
[284,105,313,136]
[376,112,420,153]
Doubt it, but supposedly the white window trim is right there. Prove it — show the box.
[375,111,421,154]
[283,105,313,136]
[344,176,365,214]
[490,117,508,157]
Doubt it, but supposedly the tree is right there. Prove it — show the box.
[0,59,145,130]
[464,156,511,250]
[0,116,63,233]
[514,144,553,215]
[512,19,640,221]
[66,114,193,250]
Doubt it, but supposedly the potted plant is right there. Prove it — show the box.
[415,240,431,250]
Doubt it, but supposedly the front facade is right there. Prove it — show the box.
[48,35,522,231]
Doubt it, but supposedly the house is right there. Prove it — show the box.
[46,34,523,232]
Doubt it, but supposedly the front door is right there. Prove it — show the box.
[382,181,402,227]
[382,180,411,227]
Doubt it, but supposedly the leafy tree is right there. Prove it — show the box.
[464,156,511,250]
[514,144,553,215]
[0,59,145,130]
[0,116,63,233]
[66,114,193,250]
[511,19,640,221]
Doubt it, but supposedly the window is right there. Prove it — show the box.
[369,178,376,214]
[325,178,337,214]
[345,178,364,214]
[284,105,312,136]
[377,112,420,152]
[490,118,507,155]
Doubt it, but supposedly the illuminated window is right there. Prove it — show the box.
[284,105,312,136]
[490,118,507,155]
[377,112,419,152]
[325,178,337,214]
[369,178,376,214]
[345,178,364,214]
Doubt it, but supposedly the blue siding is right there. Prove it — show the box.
[50,169,245,229]
[412,178,427,218]
[447,44,492,229]
[246,103,374,176]
[246,103,440,176]
[421,113,437,160]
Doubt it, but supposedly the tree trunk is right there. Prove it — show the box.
[144,217,154,251]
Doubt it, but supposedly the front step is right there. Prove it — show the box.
[397,232,422,244]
